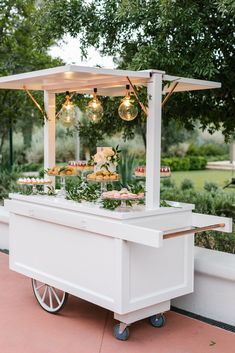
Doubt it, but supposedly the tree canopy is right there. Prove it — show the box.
[35,0,235,140]
[0,0,62,162]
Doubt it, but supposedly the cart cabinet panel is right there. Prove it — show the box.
[7,197,197,315]
[127,235,194,311]
[10,213,119,310]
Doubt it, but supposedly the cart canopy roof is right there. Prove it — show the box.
[0,65,221,96]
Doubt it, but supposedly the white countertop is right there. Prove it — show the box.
[7,193,194,220]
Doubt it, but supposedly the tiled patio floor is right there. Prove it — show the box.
[0,252,234,353]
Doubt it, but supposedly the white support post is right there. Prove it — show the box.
[75,132,80,160]
[44,91,56,172]
[145,73,163,209]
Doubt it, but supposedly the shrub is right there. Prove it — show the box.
[199,143,228,156]
[161,156,207,171]
[0,168,21,204]
[161,177,175,189]
[204,181,219,193]
[189,156,207,170]
[161,184,235,253]
[20,163,41,172]
[187,143,228,157]
[168,142,189,157]
[181,178,194,190]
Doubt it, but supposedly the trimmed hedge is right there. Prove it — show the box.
[161,156,207,171]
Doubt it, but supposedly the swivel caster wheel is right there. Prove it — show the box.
[149,313,166,328]
[114,323,130,341]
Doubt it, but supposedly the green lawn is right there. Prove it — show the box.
[171,169,235,191]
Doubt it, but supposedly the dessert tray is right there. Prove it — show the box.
[87,171,119,182]
[102,189,144,211]
[102,189,144,200]
[47,165,77,176]
[68,160,94,172]
[134,166,171,178]
[17,178,52,194]
[17,177,52,185]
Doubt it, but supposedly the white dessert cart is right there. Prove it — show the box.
[1,65,232,340]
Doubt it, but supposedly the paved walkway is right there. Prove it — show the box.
[0,253,234,353]
[207,160,235,170]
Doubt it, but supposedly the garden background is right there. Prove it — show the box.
[0,0,235,252]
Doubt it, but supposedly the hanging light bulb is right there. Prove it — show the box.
[86,88,103,123]
[59,91,77,128]
[118,84,138,121]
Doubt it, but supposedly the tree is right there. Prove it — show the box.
[35,0,235,142]
[0,0,62,165]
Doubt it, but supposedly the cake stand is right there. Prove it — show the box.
[48,174,78,199]
[17,182,52,195]
[133,174,171,180]
[87,178,120,206]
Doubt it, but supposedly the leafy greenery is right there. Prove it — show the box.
[35,0,235,140]
[0,168,21,204]
[181,178,194,191]
[0,0,62,164]
[161,179,235,253]
[161,156,207,171]
[187,143,229,157]
[119,151,136,186]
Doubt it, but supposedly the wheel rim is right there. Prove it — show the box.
[32,279,67,313]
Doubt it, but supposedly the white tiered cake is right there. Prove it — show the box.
[94,147,116,173]
[87,147,119,181]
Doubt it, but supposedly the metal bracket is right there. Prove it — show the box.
[161,81,179,107]
[23,86,48,120]
[126,76,148,116]
[163,223,225,240]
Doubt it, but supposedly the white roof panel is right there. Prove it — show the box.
[163,74,221,93]
[0,65,221,96]
[0,65,153,96]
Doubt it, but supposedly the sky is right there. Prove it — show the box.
[49,35,114,68]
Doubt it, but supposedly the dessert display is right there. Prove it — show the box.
[134,166,171,178]
[68,160,94,171]
[17,177,52,185]
[102,188,144,200]
[47,165,77,176]
[87,146,120,181]
[134,166,146,177]
[160,166,171,177]
[87,170,119,181]
[17,177,52,195]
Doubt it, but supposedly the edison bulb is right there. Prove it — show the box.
[60,108,76,128]
[59,92,78,128]
[118,97,138,121]
[86,98,103,123]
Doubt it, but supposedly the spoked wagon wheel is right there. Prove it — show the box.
[32,279,68,314]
